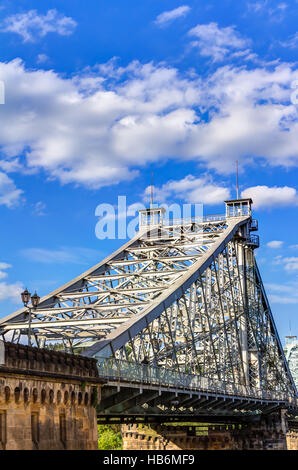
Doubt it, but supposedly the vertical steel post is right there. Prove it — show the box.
[238,235,249,387]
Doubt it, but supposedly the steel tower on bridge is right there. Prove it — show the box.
[0,198,297,405]
[285,336,298,388]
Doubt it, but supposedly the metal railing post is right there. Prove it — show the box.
[117,358,120,381]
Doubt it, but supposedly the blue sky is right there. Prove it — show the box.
[0,0,298,344]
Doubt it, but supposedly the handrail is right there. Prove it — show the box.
[226,207,251,217]
[140,208,251,227]
[246,234,260,248]
[140,214,227,227]
[96,357,296,405]
[163,214,227,226]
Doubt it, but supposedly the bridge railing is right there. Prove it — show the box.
[140,213,227,228]
[96,357,296,405]
[162,214,227,227]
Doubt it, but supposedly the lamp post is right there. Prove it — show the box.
[21,289,40,347]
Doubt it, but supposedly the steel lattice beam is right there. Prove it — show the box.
[0,201,297,404]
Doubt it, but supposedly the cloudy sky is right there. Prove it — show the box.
[0,0,298,342]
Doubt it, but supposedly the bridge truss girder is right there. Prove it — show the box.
[87,220,296,400]
[0,217,228,349]
[0,209,296,404]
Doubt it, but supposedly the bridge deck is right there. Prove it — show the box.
[96,358,297,419]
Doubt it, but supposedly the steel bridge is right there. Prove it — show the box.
[0,198,297,421]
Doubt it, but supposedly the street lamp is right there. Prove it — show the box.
[21,288,31,306]
[21,289,40,347]
[31,291,40,308]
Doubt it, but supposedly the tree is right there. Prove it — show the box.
[97,425,123,450]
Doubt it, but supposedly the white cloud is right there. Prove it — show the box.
[267,282,298,304]
[32,201,46,216]
[273,255,298,271]
[0,59,202,188]
[0,159,23,172]
[0,262,23,302]
[241,186,298,209]
[155,6,191,26]
[21,246,102,265]
[188,22,251,61]
[247,1,288,21]
[281,33,298,49]
[0,281,23,302]
[0,172,23,208]
[37,53,50,64]
[0,262,11,280]
[247,2,266,13]
[144,175,230,205]
[282,257,298,271]
[1,9,77,42]
[0,58,297,188]
[267,240,284,248]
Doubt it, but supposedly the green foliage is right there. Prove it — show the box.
[125,345,132,357]
[97,425,123,450]
[45,342,65,351]
[80,381,87,391]
[91,386,98,408]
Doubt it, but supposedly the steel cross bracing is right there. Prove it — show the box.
[0,216,228,349]
[0,206,297,404]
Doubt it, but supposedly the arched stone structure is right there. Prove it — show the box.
[121,418,294,451]
[0,341,102,450]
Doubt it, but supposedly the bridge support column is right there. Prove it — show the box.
[286,430,298,450]
[121,413,290,450]
[237,239,250,386]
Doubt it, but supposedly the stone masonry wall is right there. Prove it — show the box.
[121,418,290,451]
[0,341,102,450]
[286,430,298,450]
